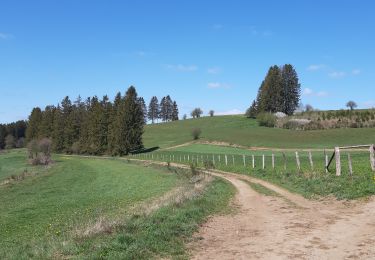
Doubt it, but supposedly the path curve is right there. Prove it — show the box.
[191,171,375,259]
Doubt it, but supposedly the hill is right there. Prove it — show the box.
[143,115,375,149]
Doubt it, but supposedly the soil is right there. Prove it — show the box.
[190,171,375,259]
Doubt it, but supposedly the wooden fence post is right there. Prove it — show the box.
[225,155,228,166]
[243,155,246,167]
[308,151,314,170]
[348,153,353,176]
[370,144,375,171]
[282,152,287,171]
[271,153,275,169]
[335,147,341,176]
[212,155,215,165]
[295,151,301,172]
[325,154,328,173]
[232,155,235,166]
[187,155,189,161]
[218,155,221,163]
[252,155,255,169]
[262,154,265,169]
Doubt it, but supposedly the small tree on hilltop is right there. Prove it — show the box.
[209,110,214,117]
[346,101,357,111]
[183,114,187,120]
[191,108,203,118]
[305,104,314,112]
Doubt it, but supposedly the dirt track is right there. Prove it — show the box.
[190,171,375,259]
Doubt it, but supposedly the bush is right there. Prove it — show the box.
[191,128,202,140]
[27,138,53,165]
[256,113,277,127]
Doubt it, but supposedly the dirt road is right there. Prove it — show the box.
[191,171,375,259]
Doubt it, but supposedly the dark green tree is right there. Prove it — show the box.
[26,107,42,142]
[137,97,147,123]
[39,106,55,138]
[148,96,159,123]
[172,101,179,121]
[113,86,144,155]
[0,124,6,149]
[108,92,122,154]
[52,105,65,152]
[246,100,258,118]
[256,66,283,113]
[281,64,301,115]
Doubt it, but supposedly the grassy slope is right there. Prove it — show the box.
[0,151,179,258]
[144,115,375,149]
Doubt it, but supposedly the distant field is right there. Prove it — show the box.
[0,150,234,259]
[143,115,375,149]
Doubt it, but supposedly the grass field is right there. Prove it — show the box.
[143,115,375,149]
[0,150,234,259]
[132,143,375,199]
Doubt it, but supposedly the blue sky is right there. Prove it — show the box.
[0,0,374,123]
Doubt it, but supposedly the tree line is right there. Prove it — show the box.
[0,120,27,149]
[148,95,179,123]
[24,86,178,155]
[246,64,301,117]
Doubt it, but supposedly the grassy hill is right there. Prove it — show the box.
[143,115,375,149]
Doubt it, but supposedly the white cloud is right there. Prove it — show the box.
[216,109,244,115]
[166,64,198,72]
[207,67,221,74]
[303,88,328,97]
[207,82,231,89]
[213,24,223,30]
[328,71,346,78]
[307,64,326,71]
[0,33,12,39]
[303,88,313,95]
[352,69,361,75]
[363,101,375,108]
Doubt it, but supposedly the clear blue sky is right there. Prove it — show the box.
[0,0,374,123]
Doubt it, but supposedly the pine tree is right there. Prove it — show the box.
[148,96,159,124]
[137,97,147,123]
[172,101,179,121]
[166,95,173,121]
[281,64,300,115]
[114,86,144,155]
[26,107,42,142]
[159,96,167,122]
[108,92,122,154]
[52,105,65,152]
[256,66,283,113]
[246,100,258,118]
[39,106,55,138]
[0,124,6,149]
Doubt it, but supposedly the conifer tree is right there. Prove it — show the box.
[39,106,55,138]
[137,97,147,123]
[172,101,179,121]
[52,105,65,152]
[114,86,144,155]
[0,124,6,149]
[159,96,167,122]
[148,96,159,124]
[256,66,283,113]
[26,107,42,142]
[107,92,122,154]
[246,100,258,118]
[281,64,300,115]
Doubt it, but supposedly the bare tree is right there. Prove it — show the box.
[5,135,15,149]
[346,101,357,111]
[209,110,214,117]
